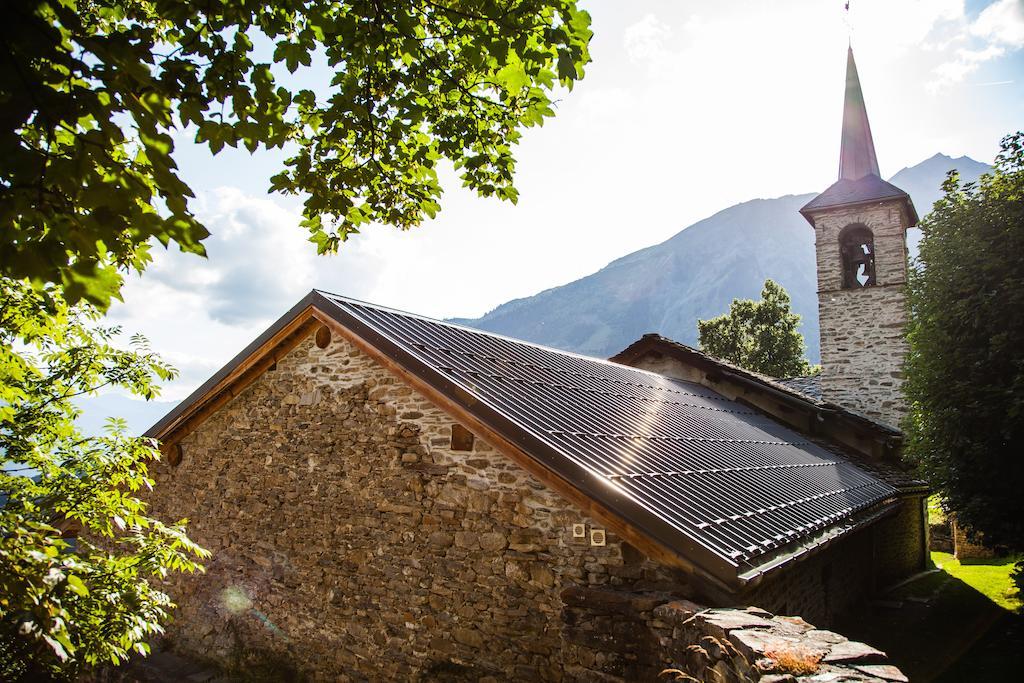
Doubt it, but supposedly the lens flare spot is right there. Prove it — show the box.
[221,586,252,614]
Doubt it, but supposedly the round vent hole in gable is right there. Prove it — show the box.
[315,325,332,349]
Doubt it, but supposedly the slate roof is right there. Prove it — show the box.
[799,174,918,226]
[776,375,823,402]
[149,291,905,590]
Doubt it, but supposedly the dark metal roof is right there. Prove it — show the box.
[148,291,904,590]
[799,47,918,226]
[610,335,927,497]
[839,47,879,182]
[777,375,823,401]
[316,293,899,582]
[800,174,918,226]
[611,334,901,436]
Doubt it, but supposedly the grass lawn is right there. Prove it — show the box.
[930,551,1022,612]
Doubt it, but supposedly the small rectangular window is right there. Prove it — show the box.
[451,424,475,451]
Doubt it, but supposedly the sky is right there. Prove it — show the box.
[100,0,1024,410]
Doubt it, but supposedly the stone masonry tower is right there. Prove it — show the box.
[799,47,919,428]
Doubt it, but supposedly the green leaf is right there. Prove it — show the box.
[66,574,89,596]
[557,51,577,81]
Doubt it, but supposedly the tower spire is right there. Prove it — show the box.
[838,47,880,180]
[800,45,917,227]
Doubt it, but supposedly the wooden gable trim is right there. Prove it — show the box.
[155,307,320,450]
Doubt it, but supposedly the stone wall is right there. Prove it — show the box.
[561,588,908,682]
[148,324,925,680]
[811,202,911,428]
[952,518,997,560]
[148,330,688,681]
[872,498,928,586]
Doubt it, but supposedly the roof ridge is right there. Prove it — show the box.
[315,289,696,385]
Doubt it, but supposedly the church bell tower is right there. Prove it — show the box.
[799,47,919,428]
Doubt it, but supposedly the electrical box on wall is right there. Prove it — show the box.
[590,528,606,546]
[572,523,586,538]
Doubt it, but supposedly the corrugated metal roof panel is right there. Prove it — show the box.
[319,293,899,573]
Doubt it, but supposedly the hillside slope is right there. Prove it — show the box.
[454,154,991,362]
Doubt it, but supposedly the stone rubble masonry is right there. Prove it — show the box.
[148,328,922,680]
[951,518,997,560]
[811,201,912,429]
[561,590,909,683]
[741,497,926,628]
[147,331,688,681]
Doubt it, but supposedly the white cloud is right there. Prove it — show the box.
[932,44,1007,85]
[107,188,386,399]
[929,0,1024,90]
[849,0,964,60]
[971,0,1024,46]
[150,188,314,323]
[141,188,382,325]
[623,14,672,64]
[90,0,1019,407]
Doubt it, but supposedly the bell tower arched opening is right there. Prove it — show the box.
[839,224,876,288]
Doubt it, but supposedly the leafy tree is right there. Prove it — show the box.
[904,131,1024,551]
[2,3,591,673]
[1,0,592,308]
[698,279,815,378]
[0,278,208,680]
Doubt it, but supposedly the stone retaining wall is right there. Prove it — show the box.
[561,587,908,682]
[952,519,996,559]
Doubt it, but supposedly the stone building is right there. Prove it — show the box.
[144,47,924,681]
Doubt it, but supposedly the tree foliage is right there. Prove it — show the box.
[1,0,592,308]
[0,279,208,680]
[904,132,1024,550]
[0,1,592,676]
[698,279,815,378]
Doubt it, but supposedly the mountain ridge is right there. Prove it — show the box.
[452,153,992,363]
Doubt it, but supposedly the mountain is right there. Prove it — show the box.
[453,154,991,363]
[889,154,991,256]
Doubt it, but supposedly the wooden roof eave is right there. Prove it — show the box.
[146,291,328,444]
